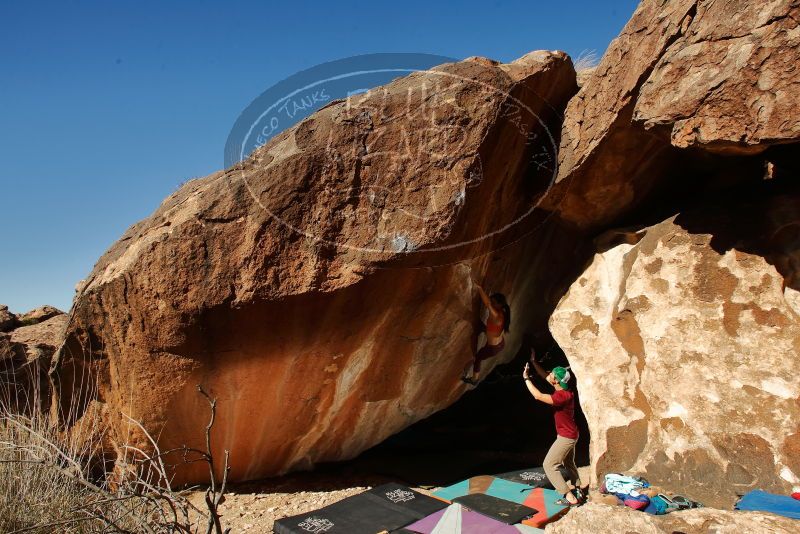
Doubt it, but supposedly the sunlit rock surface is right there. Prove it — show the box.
[546,0,800,228]
[54,52,578,483]
[550,189,800,507]
[545,502,799,534]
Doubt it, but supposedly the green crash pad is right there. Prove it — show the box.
[434,475,534,503]
[433,475,569,528]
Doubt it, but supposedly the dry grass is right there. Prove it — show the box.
[574,49,600,72]
[0,357,228,533]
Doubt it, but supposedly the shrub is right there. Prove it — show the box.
[574,49,599,72]
[0,367,228,533]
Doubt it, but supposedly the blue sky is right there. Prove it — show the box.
[0,0,638,313]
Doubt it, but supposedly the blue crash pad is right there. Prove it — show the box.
[735,489,800,520]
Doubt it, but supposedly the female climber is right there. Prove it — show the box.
[461,280,510,385]
[523,349,584,506]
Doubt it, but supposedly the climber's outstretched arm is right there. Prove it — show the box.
[530,349,549,380]
[474,281,501,320]
[523,363,553,405]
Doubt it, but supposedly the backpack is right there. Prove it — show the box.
[622,490,650,511]
[670,494,703,510]
[644,494,682,515]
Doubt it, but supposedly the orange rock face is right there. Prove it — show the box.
[50,0,800,496]
[547,0,800,228]
[1,312,67,414]
[53,52,578,483]
[634,0,800,153]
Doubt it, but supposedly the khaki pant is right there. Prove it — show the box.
[544,435,581,496]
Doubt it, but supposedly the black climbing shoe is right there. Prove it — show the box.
[554,496,579,507]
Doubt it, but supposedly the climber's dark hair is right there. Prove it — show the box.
[490,293,511,332]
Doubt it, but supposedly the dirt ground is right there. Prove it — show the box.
[187,466,593,533]
[187,470,396,532]
[186,359,592,532]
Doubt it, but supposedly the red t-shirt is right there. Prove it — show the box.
[551,389,579,439]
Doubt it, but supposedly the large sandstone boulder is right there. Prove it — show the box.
[545,503,799,534]
[634,0,800,153]
[0,312,68,414]
[54,52,578,483]
[549,187,800,508]
[545,0,800,228]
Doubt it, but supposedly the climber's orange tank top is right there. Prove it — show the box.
[486,316,504,336]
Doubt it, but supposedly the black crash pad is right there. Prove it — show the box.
[494,466,572,489]
[452,493,537,524]
[274,483,448,534]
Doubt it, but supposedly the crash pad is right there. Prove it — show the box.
[403,503,545,533]
[432,475,568,528]
[494,466,571,489]
[433,475,534,504]
[518,487,570,528]
[274,483,448,534]
[452,493,537,524]
[735,489,800,520]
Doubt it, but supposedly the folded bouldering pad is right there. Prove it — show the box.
[494,466,571,489]
[434,475,534,504]
[403,503,545,533]
[518,487,570,528]
[432,475,568,528]
[452,493,537,524]
[735,489,800,520]
[274,483,448,534]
